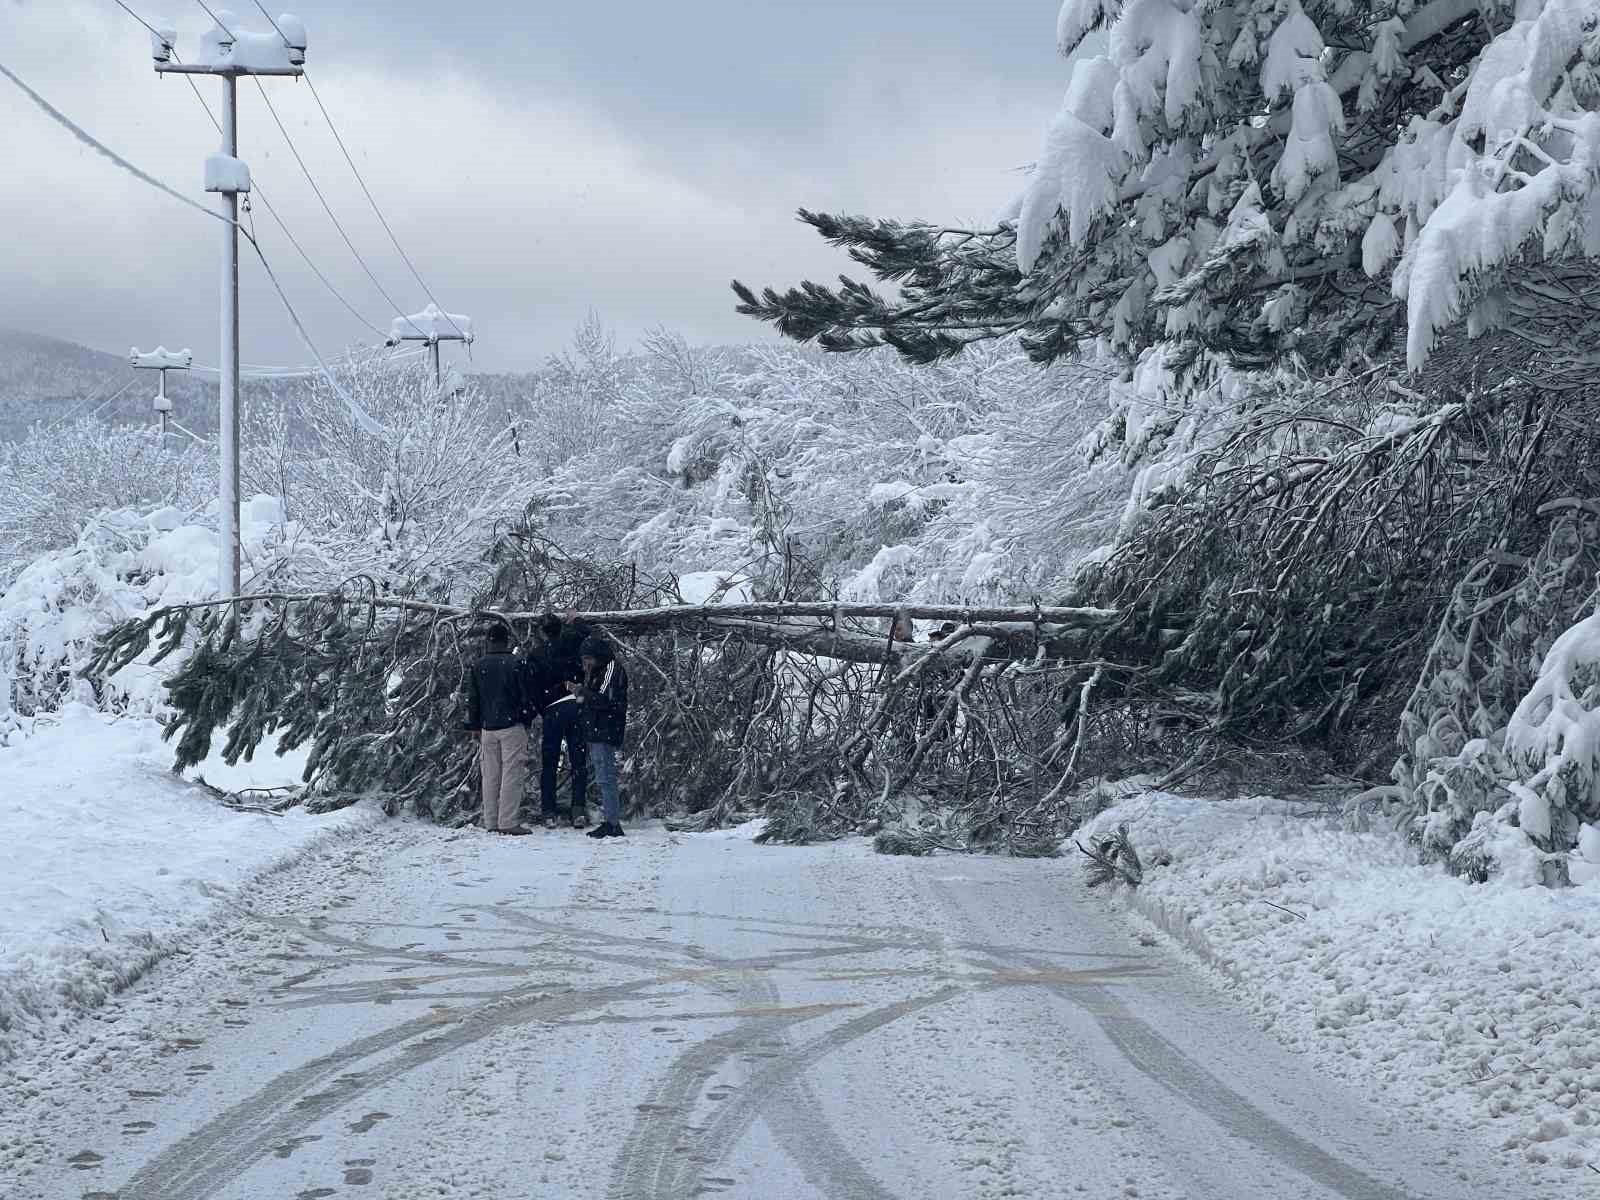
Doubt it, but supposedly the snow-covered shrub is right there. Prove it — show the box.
[0,497,296,727]
[242,353,532,598]
[0,417,214,588]
[1399,510,1600,883]
[523,313,632,475]
[535,328,1117,608]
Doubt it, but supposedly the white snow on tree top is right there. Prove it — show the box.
[389,304,473,344]
[1018,0,1600,374]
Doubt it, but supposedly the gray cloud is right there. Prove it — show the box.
[0,2,1063,371]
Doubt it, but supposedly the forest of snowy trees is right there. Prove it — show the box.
[9,0,1600,887]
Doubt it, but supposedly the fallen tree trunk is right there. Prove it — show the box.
[82,586,1184,838]
[130,591,1141,668]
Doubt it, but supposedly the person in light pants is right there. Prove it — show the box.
[464,624,532,835]
[570,635,629,839]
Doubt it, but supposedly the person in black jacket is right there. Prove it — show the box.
[572,635,629,839]
[463,623,532,835]
[525,609,592,828]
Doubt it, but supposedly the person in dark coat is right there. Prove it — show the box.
[571,635,629,839]
[463,623,532,835]
[525,608,592,828]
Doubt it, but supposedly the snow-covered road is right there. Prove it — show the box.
[3,821,1551,1200]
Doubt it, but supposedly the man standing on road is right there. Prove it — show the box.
[573,635,629,839]
[464,623,532,836]
[526,609,592,829]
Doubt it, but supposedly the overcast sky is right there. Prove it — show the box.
[0,2,1063,371]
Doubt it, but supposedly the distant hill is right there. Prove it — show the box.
[0,327,219,443]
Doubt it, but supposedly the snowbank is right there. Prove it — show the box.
[1081,794,1600,1172]
[0,703,378,1061]
[1,496,294,732]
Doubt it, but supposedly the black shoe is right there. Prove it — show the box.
[571,809,590,829]
[501,825,532,836]
[586,822,608,839]
[608,822,625,838]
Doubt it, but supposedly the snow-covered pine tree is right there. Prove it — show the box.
[736,0,1600,878]
[737,0,1600,386]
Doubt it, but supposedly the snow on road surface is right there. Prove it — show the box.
[0,704,379,1062]
[1,820,1557,1200]
[1081,793,1600,1176]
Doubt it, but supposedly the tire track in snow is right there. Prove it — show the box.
[925,871,1438,1200]
[112,905,930,1198]
[113,951,756,1200]
[658,985,964,1200]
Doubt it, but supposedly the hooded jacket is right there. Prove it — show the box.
[524,620,592,712]
[576,638,628,748]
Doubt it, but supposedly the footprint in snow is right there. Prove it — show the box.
[272,1134,324,1159]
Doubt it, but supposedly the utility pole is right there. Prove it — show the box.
[148,13,306,601]
[130,346,193,434]
[387,303,474,397]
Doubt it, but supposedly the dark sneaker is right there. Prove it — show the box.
[571,809,590,829]
[501,825,532,836]
[608,822,626,838]
[586,822,609,839]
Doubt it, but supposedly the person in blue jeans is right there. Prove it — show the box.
[570,635,629,839]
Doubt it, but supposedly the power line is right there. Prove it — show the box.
[301,72,468,340]
[84,377,139,422]
[111,0,163,38]
[191,0,237,41]
[0,57,236,229]
[116,1,468,349]
[163,1,436,341]
[249,0,292,48]
[241,205,385,433]
[252,78,426,336]
[182,78,389,338]
[1,56,385,435]
[45,377,137,432]
[247,192,389,338]
[107,1,390,340]
[188,345,427,378]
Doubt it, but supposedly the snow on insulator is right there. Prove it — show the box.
[275,14,308,65]
[150,26,177,63]
[389,304,474,343]
[130,347,194,370]
[205,153,252,194]
[196,9,307,71]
